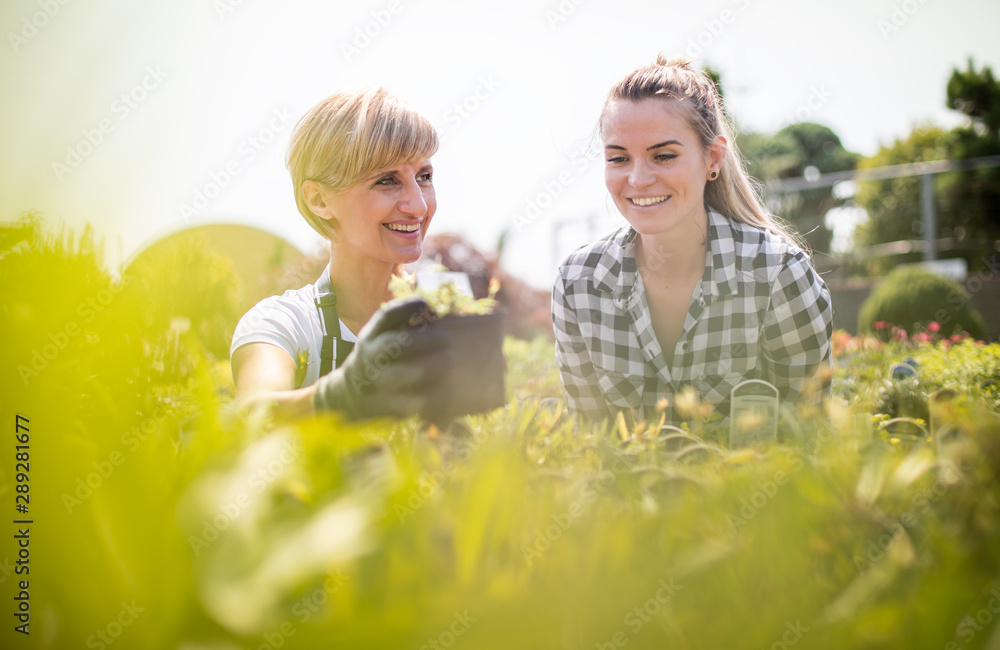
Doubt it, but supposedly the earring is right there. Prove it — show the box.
[709,171,718,180]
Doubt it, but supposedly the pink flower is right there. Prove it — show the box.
[928,321,941,333]
[831,330,853,356]
[915,332,932,343]
[950,334,964,343]
[874,321,888,330]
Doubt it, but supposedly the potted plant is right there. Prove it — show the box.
[388,271,505,423]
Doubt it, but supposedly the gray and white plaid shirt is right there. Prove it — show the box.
[552,210,833,424]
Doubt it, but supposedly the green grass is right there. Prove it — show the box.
[3,220,1000,649]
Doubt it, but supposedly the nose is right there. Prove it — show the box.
[628,160,654,189]
[397,176,428,217]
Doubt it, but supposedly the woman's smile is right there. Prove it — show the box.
[382,218,425,238]
[628,195,671,207]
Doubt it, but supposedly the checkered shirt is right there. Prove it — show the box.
[552,210,833,424]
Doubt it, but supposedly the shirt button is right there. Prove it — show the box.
[681,342,689,351]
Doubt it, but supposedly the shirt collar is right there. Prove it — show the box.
[591,226,638,307]
[593,210,740,305]
[315,263,333,295]
[704,209,740,302]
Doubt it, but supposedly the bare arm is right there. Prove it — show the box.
[231,342,317,422]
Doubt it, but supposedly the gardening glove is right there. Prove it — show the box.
[312,297,451,420]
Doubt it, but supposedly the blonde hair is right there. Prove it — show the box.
[286,88,439,239]
[600,55,802,249]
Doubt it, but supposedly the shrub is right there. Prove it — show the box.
[125,231,243,359]
[14,215,1000,650]
[858,265,985,340]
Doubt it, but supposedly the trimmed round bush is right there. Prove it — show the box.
[858,265,985,340]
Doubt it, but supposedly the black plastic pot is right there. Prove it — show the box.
[414,312,506,423]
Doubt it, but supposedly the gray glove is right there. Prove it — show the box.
[312,297,450,420]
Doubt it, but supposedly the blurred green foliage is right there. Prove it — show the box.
[855,59,1000,274]
[857,265,986,340]
[2,217,1000,649]
[125,230,244,360]
[853,126,953,274]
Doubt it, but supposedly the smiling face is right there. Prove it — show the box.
[602,98,724,240]
[304,159,436,265]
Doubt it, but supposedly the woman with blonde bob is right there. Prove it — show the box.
[231,88,451,421]
[552,56,833,425]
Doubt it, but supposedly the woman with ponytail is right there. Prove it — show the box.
[552,56,833,425]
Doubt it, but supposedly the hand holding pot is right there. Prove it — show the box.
[312,297,451,420]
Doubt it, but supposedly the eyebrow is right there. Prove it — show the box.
[367,169,397,181]
[604,140,683,151]
[367,163,433,180]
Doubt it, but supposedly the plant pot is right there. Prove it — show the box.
[412,312,506,423]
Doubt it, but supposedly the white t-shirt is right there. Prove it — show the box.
[230,265,358,388]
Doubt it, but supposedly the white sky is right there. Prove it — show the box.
[1,0,998,287]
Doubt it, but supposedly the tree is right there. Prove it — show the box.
[854,59,1000,274]
[942,59,1000,263]
[947,58,1000,138]
[852,126,951,274]
[741,123,859,253]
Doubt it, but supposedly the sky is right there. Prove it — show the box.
[1,0,998,289]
